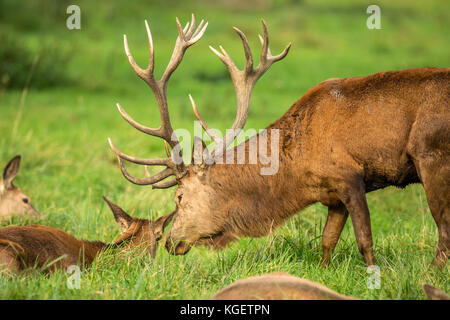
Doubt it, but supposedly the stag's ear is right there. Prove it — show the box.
[192,136,213,168]
[102,196,134,232]
[3,155,21,189]
[153,210,176,237]
[422,283,450,300]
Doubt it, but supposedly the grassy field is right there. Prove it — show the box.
[0,0,448,299]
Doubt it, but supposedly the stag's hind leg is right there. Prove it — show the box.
[415,157,450,268]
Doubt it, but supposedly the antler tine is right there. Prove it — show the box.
[116,103,163,138]
[257,19,291,68]
[189,94,220,143]
[152,178,178,189]
[186,13,196,38]
[115,156,175,186]
[233,27,254,73]
[108,138,174,168]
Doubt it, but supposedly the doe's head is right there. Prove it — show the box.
[102,196,175,258]
[0,155,41,221]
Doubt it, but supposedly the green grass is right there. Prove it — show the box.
[0,0,448,299]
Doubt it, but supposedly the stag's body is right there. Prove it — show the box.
[170,67,450,267]
[109,15,449,267]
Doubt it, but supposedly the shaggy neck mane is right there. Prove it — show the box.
[204,100,312,238]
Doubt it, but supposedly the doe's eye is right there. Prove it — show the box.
[22,198,29,204]
[178,195,183,202]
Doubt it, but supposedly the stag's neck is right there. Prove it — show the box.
[207,108,313,237]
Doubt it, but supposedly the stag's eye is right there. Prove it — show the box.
[177,194,183,203]
[22,198,29,204]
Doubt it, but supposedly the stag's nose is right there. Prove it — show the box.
[165,236,191,255]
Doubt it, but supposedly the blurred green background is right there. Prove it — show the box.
[0,0,448,299]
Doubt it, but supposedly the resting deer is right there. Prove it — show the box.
[0,155,41,221]
[108,15,449,267]
[211,273,355,300]
[0,196,174,273]
[211,273,449,300]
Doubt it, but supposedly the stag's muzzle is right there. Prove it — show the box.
[165,236,191,255]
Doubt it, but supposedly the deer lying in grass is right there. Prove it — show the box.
[0,155,41,221]
[211,273,355,300]
[422,283,450,300]
[211,273,449,300]
[0,196,174,273]
[108,15,449,267]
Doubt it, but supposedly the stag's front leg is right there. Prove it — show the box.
[337,179,375,266]
[322,203,349,267]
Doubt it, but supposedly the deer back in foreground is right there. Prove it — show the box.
[211,273,450,300]
[108,15,449,267]
[211,273,355,300]
[0,155,41,221]
[422,284,450,300]
[0,196,174,273]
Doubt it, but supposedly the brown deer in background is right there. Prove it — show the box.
[0,196,174,273]
[0,155,41,221]
[108,15,449,267]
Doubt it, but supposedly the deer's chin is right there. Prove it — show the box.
[196,233,236,250]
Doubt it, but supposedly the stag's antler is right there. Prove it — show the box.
[190,19,291,158]
[109,14,208,188]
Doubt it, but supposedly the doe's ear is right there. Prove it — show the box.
[3,155,21,189]
[102,196,134,232]
[154,210,176,235]
[422,283,450,300]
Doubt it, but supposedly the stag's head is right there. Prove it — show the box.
[0,155,41,221]
[102,196,175,258]
[108,15,290,255]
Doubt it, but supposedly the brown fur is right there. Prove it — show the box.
[0,155,41,221]
[422,283,450,300]
[211,273,449,300]
[211,273,355,300]
[0,197,174,273]
[166,67,450,267]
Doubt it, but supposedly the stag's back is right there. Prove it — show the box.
[274,67,449,191]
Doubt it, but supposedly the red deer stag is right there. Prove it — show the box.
[108,14,449,267]
[0,196,174,273]
[0,155,41,221]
